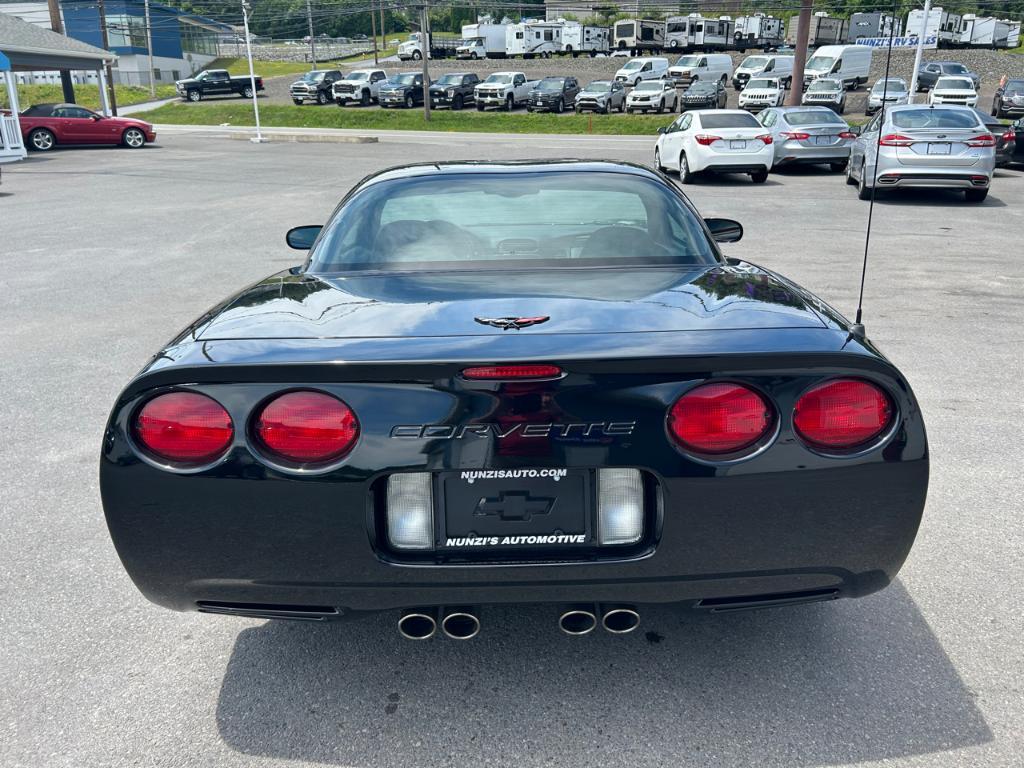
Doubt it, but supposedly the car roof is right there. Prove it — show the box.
[357,160,665,189]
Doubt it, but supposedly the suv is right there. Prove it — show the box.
[333,69,388,106]
[992,78,1024,119]
[290,69,342,105]
[738,77,785,112]
[377,72,427,108]
[801,77,846,113]
[574,80,626,113]
[866,77,909,115]
[429,72,480,110]
[527,77,580,113]
[916,61,980,92]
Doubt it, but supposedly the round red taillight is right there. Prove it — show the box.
[253,391,359,464]
[134,392,234,464]
[793,379,893,451]
[668,383,773,455]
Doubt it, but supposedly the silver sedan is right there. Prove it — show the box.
[846,104,996,203]
[756,106,857,172]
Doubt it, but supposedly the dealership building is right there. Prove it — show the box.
[0,0,230,86]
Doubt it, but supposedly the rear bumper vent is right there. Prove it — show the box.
[196,601,339,621]
[697,588,839,612]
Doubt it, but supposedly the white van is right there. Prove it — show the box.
[614,56,670,87]
[732,53,794,91]
[666,52,733,87]
[802,44,872,90]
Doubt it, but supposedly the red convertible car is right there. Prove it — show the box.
[20,103,155,151]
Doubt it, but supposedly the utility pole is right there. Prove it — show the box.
[371,4,378,65]
[305,0,317,67]
[143,0,155,96]
[908,0,932,103]
[379,2,385,48]
[47,0,76,103]
[786,0,813,105]
[97,0,118,114]
[241,0,265,143]
[420,4,431,121]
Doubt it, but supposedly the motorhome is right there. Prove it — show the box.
[907,8,962,46]
[733,15,784,50]
[506,21,565,57]
[560,22,610,55]
[612,19,664,52]
[847,12,902,42]
[952,15,1019,48]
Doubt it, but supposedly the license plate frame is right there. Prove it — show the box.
[730,140,747,150]
[928,142,952,155]
[815,135,833,145]
[436,469,592,551]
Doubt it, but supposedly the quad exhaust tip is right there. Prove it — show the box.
[559,606,598,635]
[441,609,481,640]
[601,606,640,634]
[398,609,437,640]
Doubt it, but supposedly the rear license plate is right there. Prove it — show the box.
[815,135,832,145]
[928,143,952,155]
[439,469,590,549]
[730,140,746,149]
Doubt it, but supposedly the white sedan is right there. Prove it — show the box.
[626,80,679,114]
[928,76,978,108]
[654,109,775,183]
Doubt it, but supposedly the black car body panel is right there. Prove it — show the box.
[429,73,480,108]
[101,161,928,622]
[378,73,426,107]
[290,69,342,104]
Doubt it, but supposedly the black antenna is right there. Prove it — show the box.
[851,0,899,341]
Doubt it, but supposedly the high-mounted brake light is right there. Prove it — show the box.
[965,134,996,147]
[780,131,810,140]
[254,390,359,464]
[879,133,915,147]
[462,364,563,380]
[793,379,893,451]
[694,134,721,146]
[668,382,773,456]
[134,391,233,464]
[755,133,774,145]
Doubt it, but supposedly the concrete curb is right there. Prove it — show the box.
[227,132,377,144]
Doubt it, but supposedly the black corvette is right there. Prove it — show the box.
[101,161,928,639]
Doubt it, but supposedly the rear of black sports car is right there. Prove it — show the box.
[100,162,928,636]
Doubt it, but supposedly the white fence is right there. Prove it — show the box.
[0,113,26,162]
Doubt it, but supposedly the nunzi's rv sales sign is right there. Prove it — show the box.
[857,35,938,49]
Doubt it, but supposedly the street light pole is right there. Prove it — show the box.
[908,0,932,103]
[241,0,265,143]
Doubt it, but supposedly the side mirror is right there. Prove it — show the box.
[286,225,322,250]
[850,125,863,136]
[657,126,668,134]
[91,114,103,121]
[704,218,743,243]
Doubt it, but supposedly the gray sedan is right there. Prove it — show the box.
[846,104,995,202]
[756,106,857,172]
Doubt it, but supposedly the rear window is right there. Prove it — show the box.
[308,172,717,272]
[891,109,983,130]
[699,113,760,129]
[784,110,845,126]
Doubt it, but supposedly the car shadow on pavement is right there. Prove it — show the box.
[214,580,991,767]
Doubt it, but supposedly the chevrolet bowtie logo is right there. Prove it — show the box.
[474,316,550,331]
[474,492,554,522]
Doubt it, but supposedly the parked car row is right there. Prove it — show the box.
[653,103,1020,204]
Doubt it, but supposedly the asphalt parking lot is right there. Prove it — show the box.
[1,133,1022,768]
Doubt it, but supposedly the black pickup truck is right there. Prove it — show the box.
[289,69,343,105]
[428,72,480,110]
[175,70,264,102]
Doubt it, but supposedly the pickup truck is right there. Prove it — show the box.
[175,70,263,102]
[289,69,343,105]
[332,69,388,106]
[474,72,540,111]
[429,72,481,110]
[377,72,428,108]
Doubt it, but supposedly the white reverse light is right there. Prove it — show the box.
[386,473,434,550]
[597,468,644,545]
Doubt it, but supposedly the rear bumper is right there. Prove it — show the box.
[101,363,927,618]
[775,145,851,164]
[875,170,991,189]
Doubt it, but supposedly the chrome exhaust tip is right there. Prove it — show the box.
[559,606,598,636]
[441,608,480,640]
[398,609,437,640]
[601,606,640,634]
